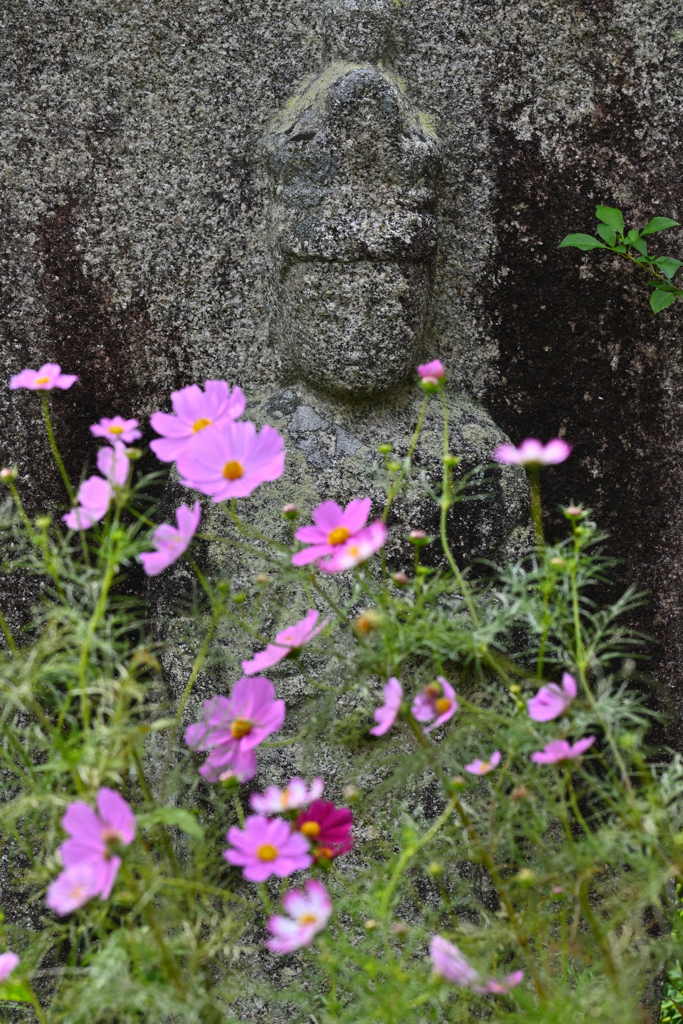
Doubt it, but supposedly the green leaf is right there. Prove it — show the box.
[631,237,648,256]
[596,224,617,246]
[596,205,624,235]
[654,256,683,280]
[641,216,680,236]
[650,288,678,313]
[558,233,607,251]
[0,979,33,1003]
[142,807,205,840]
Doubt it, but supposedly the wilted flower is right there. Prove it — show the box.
[291,498,371,567]
[492,438,571,467]
[476,972,525,995]
[370,677,403,736]
[242,609,330,675]
[430,936,523,995]
[267,879,332,954]
[531,736,595,764]
[295,800,354,860]
[319,520,387,573]
[140,502,201,576]
[224,815,312,882]
[0,952,19,983]
[528,673,577,722]
[465,751,501,776]
[90,416,141,444]
[150,380,246,462]
[176,420,285,501]
[10,363,78,391]
[250,777,324,815]
[411,677,458,733]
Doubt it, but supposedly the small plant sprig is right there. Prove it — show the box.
[559,205,682,313]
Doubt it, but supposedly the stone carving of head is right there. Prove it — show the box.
[262,0,441,399]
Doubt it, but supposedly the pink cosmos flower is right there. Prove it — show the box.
[492,438,571,467]
[176,420,285,502]
[430,936,480,987]
[291,498,372,567]
[267,880,332,954]
[475,971,524,995]
[242,609,330,675]
[0,952,19,983]
[411,676,458,733]
[46,863,102,916]
[140,501,201,576]
[531,736,595,764]
[417,359,445,386]
[90,416,141,444]
[465,750,502,776]
[370,677,403,736]
[528,673,577,722]
[224,815,312,882]
[63,476,113,530]
[185,677,285,782]
[319,520,387,573]
[250,777,324,814]
[96,442,129,486]
[150,380,246,462]
[10,363,78,391]
[295,800,354,860]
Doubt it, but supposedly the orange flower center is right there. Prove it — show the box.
[35,376,50,384]
[435,697,452,714]
[230,718,252,739]
[223,460,244,480]
[328,526,350,546]
[257,844,278,862]
[69,883,87,900]
[300,821,321,839]
[108,425,124,434]
[299,913,318,925]
[192,417,212,433]
[313,846,334,860]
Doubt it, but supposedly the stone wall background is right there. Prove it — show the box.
[2,0,683,733]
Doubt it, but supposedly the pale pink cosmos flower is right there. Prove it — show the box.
[411,676,458,733]
[90,416,141,444]
[63,477,113,530]
[531,736,595,764]
[10,363,78,391]
[465,750,502,775]
[319,520,387,573]
[242,609,330,675]
[417,359,445,386]
[267,879,332,954]
[96,441,129,486]
[475,971,525,995]
[370,677,403,736]
[0,952,19,983]
[291,498,372,567]
[185,677,285,782]
[140,501,201,576]
[46,863,102,916]
[224,815,312,882]
[150,380,246,462]
[250,777,324,815]
[493,438,571,467]
[430,936,523,995]
[528,673,577,722]
[176,420,285,502]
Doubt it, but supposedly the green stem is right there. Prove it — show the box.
[527,466,545,552]
[8,481,34,535]
[78,529,119,727]
[382,395,429,523]
[40,393,74,504]
[0,605,17,654]
[28,988,49,1024]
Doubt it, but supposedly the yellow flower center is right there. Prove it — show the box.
[108,425,124,434]
[257,844,278,861]
[299,913,318,925]
[327,526,350,546]
[230,718,252,739]
[192,417,212,433]
[35,376,50,384]
[223,460,244,480]
[280,792,291,807]
[435,697,452,715]
[300,821,321,839]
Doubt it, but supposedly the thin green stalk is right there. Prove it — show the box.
[0,605,17,654]
[527,466,545,552]
[8,480,34,534]
[27,987,49,1024]
[78,537,118,727]
[229,499,290,553]
[382,395,429,523]
[40,393,74,504]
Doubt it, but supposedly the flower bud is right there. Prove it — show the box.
[515,868,536,886]
[450,775,467,792]
[386,460,401,472]
[550,556,566,567]
[282,503,299,519]
[254,573,270,585]
[342,785,360,803]
[443,455,460,467]
[35,516,51,530]
[125,447,142,461]
[232,591,247,604]
[392,571,409,587]
[408,530,430,546]
[377,443,393,455]
[365,919,378,930]
[0,467,17,482]
[354,610,382,635]
[564,505,585,519]
[511,786,529,801]
[426,861,443,877]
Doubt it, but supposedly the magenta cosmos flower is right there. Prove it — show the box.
[242,609,330,675]
[185,677,285,782]
[319,520,387,573]
[267,879,333,954]
[46,788,136,914]
[0,952,19,983]
[493,438,571,467]
[295,800,354,860]
[90,416,141,444]
[465,750,501,776]
[150,380,246,462]
[176,420,285,502]
[370,677,403,736]
[225,815,312,882]
[292,498,371,566]
[250,777,324,815]
[528,672,577,722]
[430,936,523,995]
[412,676,458,733]
[417,359,445,386]
[10,363,78,391]
[140,501,201,576]
[531,736,595,764]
